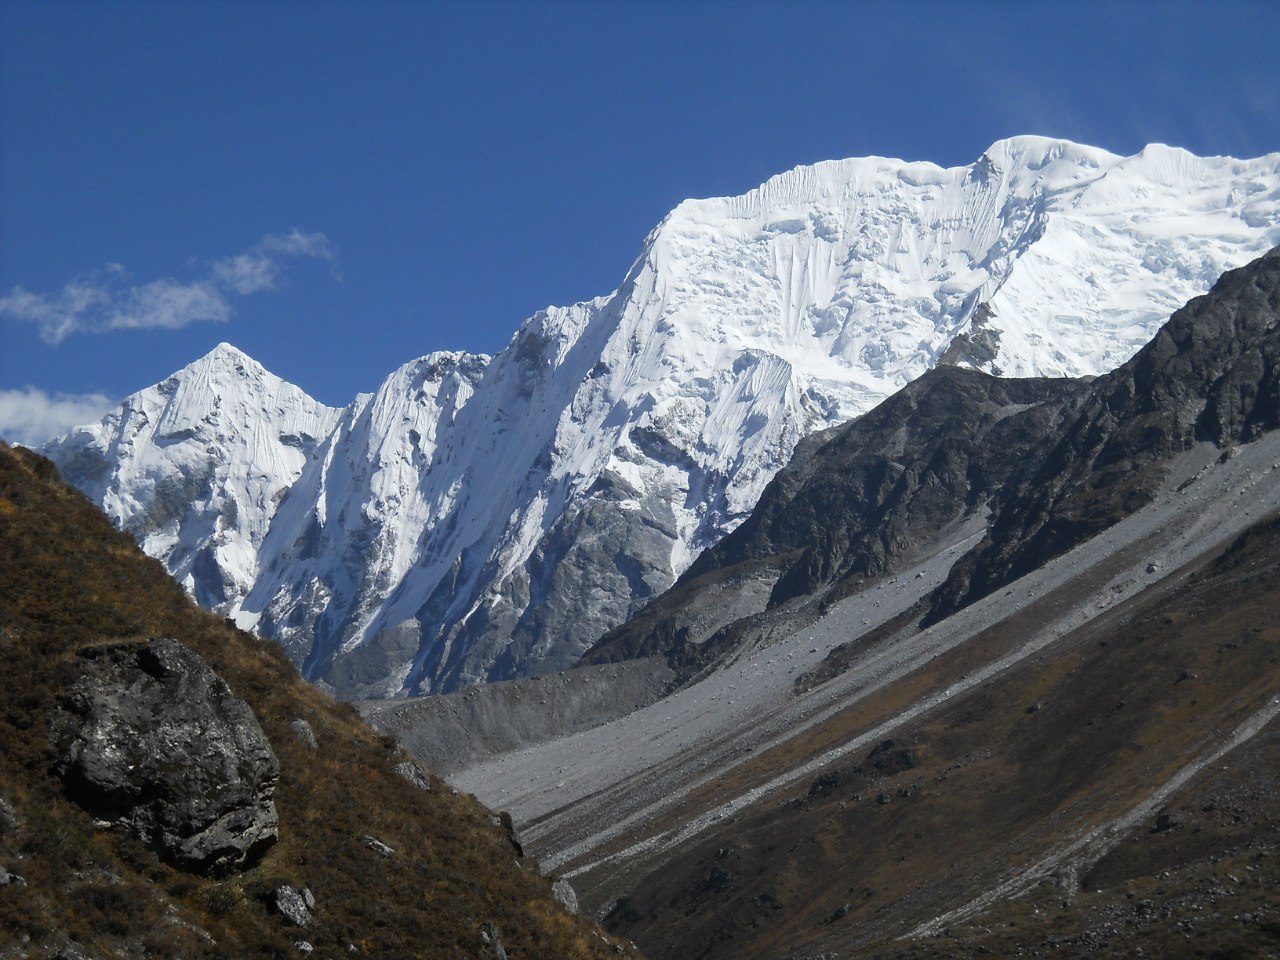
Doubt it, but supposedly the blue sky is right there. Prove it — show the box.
[2,0,1279,444]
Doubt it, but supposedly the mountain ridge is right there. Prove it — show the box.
[44,137,1280,696]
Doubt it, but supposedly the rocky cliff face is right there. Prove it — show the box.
[45,139,1280,696]
[930,245,1280,621]
[52,638,280,874]
[582,369,1079,668]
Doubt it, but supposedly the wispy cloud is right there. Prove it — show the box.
[0,230,336,344]
[0,386,115,447]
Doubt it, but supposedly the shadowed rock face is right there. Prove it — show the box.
[686,367,1080,607]
[930,245,1280,622]
[52,638,280,873]
[583,369,1080,673]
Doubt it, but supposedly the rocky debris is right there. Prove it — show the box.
[51,638,280,874]
[0,864,26,886]
[863,738,917,776]
[290,718,318,752]
[481,920,508,960]
[53,943,90,960]
[362,835,395,857]
[552,877,580,915]
[269,884,312,927]
[393,759,432,792]
[695,864,732,897]
[795,740,920,810]
[295,940,313,955]
[363,658,673,775]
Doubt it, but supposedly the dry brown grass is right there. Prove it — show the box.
[0,442,640,959]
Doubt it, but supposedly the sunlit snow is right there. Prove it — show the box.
[44,137,1280,695]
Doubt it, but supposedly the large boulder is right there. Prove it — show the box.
[52,638,280,873]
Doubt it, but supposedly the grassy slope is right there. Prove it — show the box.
[0,442,639,960]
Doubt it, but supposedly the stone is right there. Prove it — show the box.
[270,884,312,927]
[481,921,508,960]
[492,811,525,858]
[552,877,579,915]
[362,835,395,857]
[290,718,318,752]
[52,638,280,874]
[0,796,20,837]
[393,759,431,792]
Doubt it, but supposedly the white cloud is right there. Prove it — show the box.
[0,230,336,344]
[212,229,337,295]
[0,387,115,447]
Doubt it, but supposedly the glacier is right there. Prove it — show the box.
[44,136,1280,697]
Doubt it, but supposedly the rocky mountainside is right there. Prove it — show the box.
[411,247,1280,958]
[931,244,1280,620]
[0,441,637,959]
[45,138,1280,696]
[584,247,1280,677]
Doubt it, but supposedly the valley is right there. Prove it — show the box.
[376,249,1280,957]
[26,142,1280,958]
[44,138,1280,699]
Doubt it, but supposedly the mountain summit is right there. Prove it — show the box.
[45,138,1280,696]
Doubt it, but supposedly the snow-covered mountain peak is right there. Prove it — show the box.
[195,339,259,367]
[44,341,342,613]
[46,140,1280,697]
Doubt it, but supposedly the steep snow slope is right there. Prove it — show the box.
[46,138,1280,696]
[46,343,342,611]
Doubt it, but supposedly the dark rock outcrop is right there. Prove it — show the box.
[695,367,1079,608]
[930,245,1280,621]
[51,638,280,873]
[493,810,526,859]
